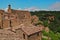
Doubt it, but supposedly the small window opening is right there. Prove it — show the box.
[37,33,39,36]
[23,34,25,39]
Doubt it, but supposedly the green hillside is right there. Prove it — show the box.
[30,11,60,40]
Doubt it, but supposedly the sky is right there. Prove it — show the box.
[0,0,60,11]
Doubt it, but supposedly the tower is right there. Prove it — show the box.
[8,5,11,9]
[7,4,12,13]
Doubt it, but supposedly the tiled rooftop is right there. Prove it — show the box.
[12,24,43,35]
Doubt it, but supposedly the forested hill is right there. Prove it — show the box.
[30,11,60,33]
[30,11,60,40]
[30,11,60,21]
[30,11,60,18]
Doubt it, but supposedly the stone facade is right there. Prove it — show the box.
[0,5,32,28]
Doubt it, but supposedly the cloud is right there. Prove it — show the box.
[17,8,23,10]
[3,7,50,12]
[49,2,60,11]
[16,7,50,11]
[24,7,40,11]
[4,8,8,12]
[4,8,23,11]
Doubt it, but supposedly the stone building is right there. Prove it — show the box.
[0,5,32,28]
[0,5,44,40]
[0,24,43,40]
[11,24,43,40]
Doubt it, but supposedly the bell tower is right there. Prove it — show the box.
[7,4,12,13]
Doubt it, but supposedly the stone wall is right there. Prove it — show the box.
[0,13,2,28]
[28,33,40,40]
[0,29,25,40]
[3,19,10,28]
[0,9,34,29]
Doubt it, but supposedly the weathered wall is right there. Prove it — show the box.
[28,33,39,40]
[3,19,10,28]
[0,29,25,40]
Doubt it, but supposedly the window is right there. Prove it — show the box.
[16,17,17,19]
[10,20,12,27]
[37,33,39,36]
[1,13,3,15]
[23,34,25,39]
[0,26,1,28]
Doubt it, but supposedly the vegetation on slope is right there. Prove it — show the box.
[30,11,60,40]
[30,11,60,33]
